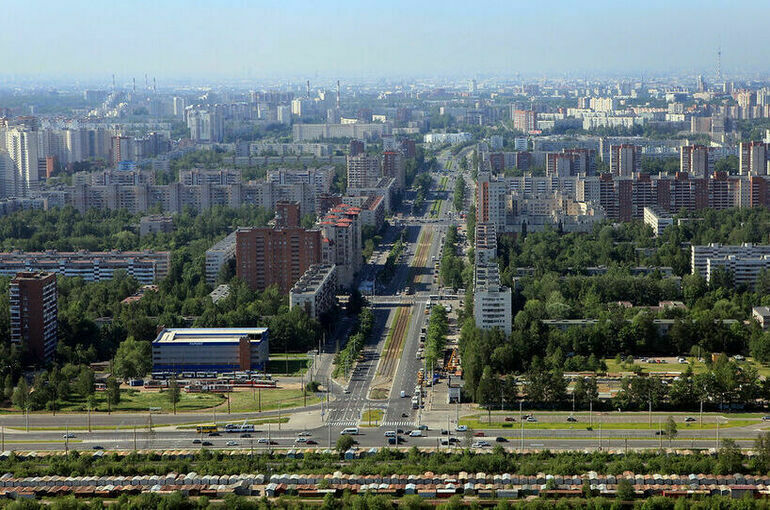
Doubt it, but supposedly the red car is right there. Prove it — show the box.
[473,432,485,437]
[504,417,516,422]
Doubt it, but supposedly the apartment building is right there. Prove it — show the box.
[691,243,770,277]
[319,203,362,288]
[0,250,169,283]
[476,173,508,232]
[346,154,382,189]
[680,144,716,176]
[289,264,338,319]
[10,272,58,361]
[205,231,238,284]
[473,263,512,336]
[609,144,641,176]
[739,141,770,175]
[235,226,322,294]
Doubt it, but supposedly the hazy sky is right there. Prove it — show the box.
[2,0,769,80]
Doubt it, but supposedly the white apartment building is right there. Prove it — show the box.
[346,154,381,189]
[643,207,673,236]
[691,243,770,277]
[473,264,512,336]
[289,264,337,319]
[706,255,770,288]
[205,231,237,284]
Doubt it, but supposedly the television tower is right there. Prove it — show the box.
[336,80,340,110]
[717,45,722,83]
[306,80,311,98]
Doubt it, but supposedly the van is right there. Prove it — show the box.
[341,427,359,435]
[384,430,396,437]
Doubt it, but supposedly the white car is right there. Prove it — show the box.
[472,441,491,448]
[295,437,307,443]
[409,430,423,437]
[226,441,238,446]
[455,425,468,432]
[297,431,312,437]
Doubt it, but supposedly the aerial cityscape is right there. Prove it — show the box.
[3,0,770,508]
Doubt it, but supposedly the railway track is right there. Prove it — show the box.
[377,305,411,379]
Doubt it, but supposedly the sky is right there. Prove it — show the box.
[2,0,769,81]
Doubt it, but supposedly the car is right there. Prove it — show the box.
[226,441,238,446]
[471,441,491,448]
[504,417,516,422]
[295,437,307,443]
[455,425,467,432]
[449,437,461,444]
[257,438,270,444]
[440,439,450,446]
[734,355,745,361]
[62,433,76,439]
[526,416,538,423]
[400,391,407,398]
[208,432,220,437]
[567,416,577,422]
[240,433,252,438]
[306,440,318,445]
[397,429,405,434]
[298,431,312,437]
[473,432,485,437]
[343,389,351,394]
[496,437,508,442]
[655,431,664,435]
[678,357,688,364]
[418,424,428,431]
[762,416,770,422]
[685,417,696,422]
[409,430,423,437]
[92,445,104,450]
[192,439,202,444]
[440,429,448,435]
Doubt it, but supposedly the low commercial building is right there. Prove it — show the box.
[205,231,237,284]
[289,264,337,319]
[643,207,673,237]
[151,327,269,373]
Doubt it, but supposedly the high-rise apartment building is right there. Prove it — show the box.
[319,203,362,288]
[349,140,365,157]
[235,227,321,293]
[609,144,641,176]
[10,272,58,361]
[275,201,301,227]
[476,173,507,231]
[739,141,769,175]
[4,127,44,197]
[346,154,381,189]
[512,110,536,133]
[110,136,134,165]
[382,151,405,189]
[187,107,225,142]
[680,144,716,176]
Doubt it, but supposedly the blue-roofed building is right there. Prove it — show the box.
[151,327,269,373]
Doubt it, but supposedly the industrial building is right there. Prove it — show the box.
[151,327,269,373]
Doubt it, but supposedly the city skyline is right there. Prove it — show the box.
[2,0,770,81]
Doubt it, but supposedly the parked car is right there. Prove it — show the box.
[409,430,423,437]
[440,429,448,435]
[455,425,468,432]
[418,424,428,431]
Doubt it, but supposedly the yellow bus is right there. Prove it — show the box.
[196,425,217,433]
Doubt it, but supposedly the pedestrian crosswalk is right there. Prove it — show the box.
[328,420,359,427]
[382,420,415,427]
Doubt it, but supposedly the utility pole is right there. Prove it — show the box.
[133,426,137,451]
[699,400,703,428]
[25,407,29,433]
[278,401,282,431]
[1,427,3,451]
[259,387,262,412]
[648,400,652,427]
[659,418,663,449]
[227,393,231,414]
[716,418,720,450]
[328,422,332,449]
[65,425,69,454]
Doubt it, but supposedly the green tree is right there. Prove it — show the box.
[11,378,30,411]
[75,366,95,397]
[336,434,355,453]
[168,378,181,415]
[665,416,678,447]
[616,478,635,500]
[106,377,121,413]
[112,337,152,380]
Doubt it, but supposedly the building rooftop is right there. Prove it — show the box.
[153,328,268,344]
[291,265,336,294]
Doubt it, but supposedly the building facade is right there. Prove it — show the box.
[289,264,337,319]
[151,328,269,373]
[10,272,58,361]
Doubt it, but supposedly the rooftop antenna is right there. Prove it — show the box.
[336,80,340,110]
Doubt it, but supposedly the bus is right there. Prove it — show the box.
[196,425,218,434]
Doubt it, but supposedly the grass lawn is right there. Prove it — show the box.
[360,409,383,427]
[37,389,224,414]
[459,415,757,431]
[267,357,310,376]
[218,388,322,413]
[369,388,389,400]
[603,356,770,377]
